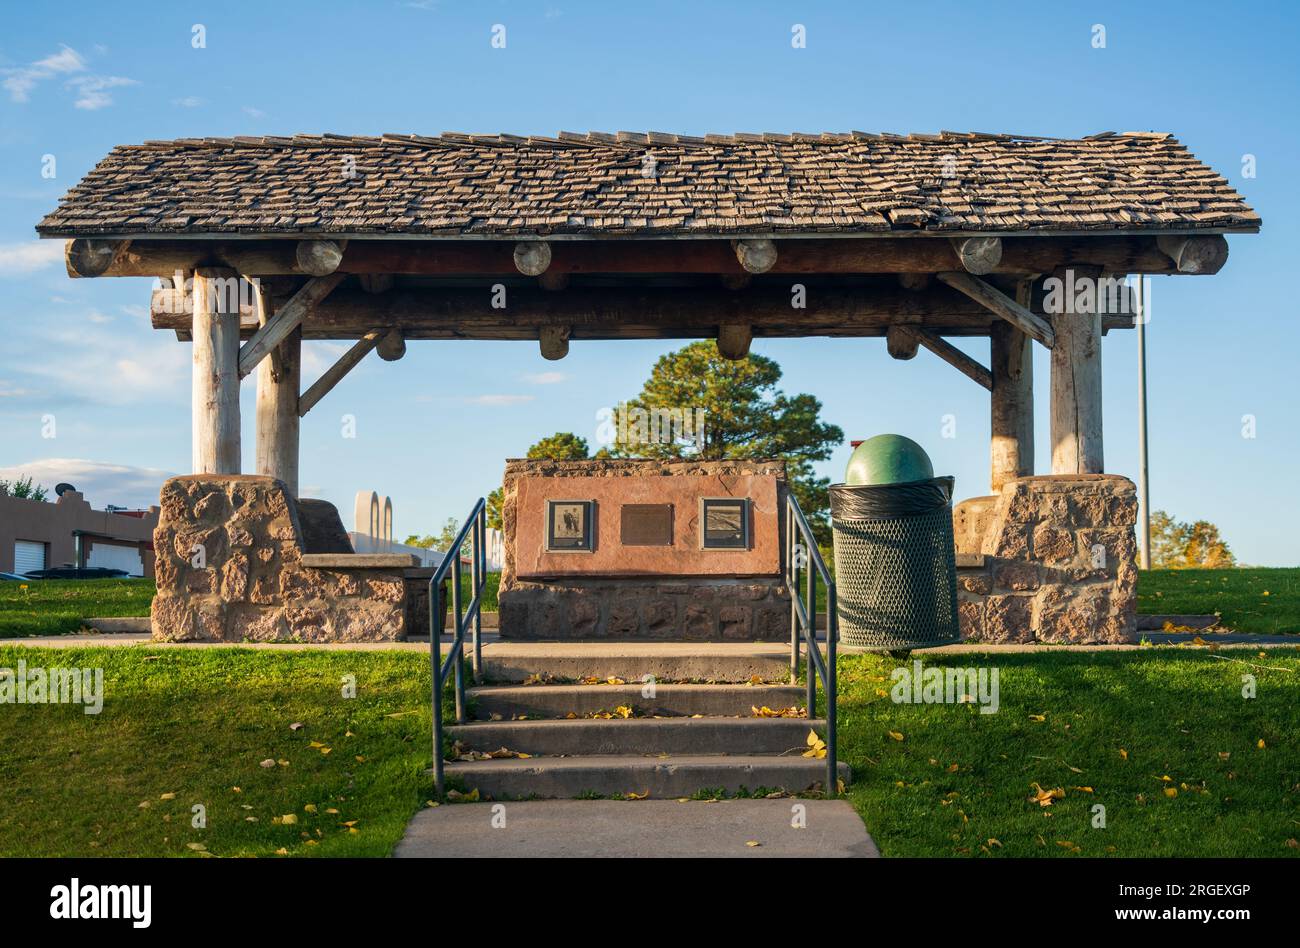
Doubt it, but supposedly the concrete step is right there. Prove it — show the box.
[468,683,805,719]
[445,754,850,800]
[448,717,824,757]
[479,642,791,684]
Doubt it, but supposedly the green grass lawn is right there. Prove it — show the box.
[0,645,437,857]
[3,642,1296,857]
[0,579,156,638]
[457,571,500,612]
[1137,568,1299,634]
[834,649,1300,857]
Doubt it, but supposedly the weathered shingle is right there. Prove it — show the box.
[36,130,1260,237]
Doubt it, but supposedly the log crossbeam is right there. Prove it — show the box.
[298,330,384,416]
[936,271,1055,348]
[901,326,993,390]
[238,274,344,378]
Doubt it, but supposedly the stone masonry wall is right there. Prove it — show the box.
[955,475,1138,644]
[499,458,789,640]
[151,475,408,642]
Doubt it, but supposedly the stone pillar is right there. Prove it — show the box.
[1049,266,1103,474]
[990,317,1034,492]
[192,267,241,474]
[255,290,301,496]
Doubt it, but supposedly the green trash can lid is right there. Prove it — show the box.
[845,434,934,486]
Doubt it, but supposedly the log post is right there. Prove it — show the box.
[192,267,242,474]
[254,286,300,495]
[989,282,1035,491]
[1049,266,1104,474]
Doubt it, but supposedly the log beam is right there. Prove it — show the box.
[237,274,344,378]
[65,238,131,278]
[539,325,570,360]
[254,285,300,495]
[1050,266,1104,474]
[989,281,1035,492]
[734,238,777,274]
[937,271,1055,348]
[296,239,344,276]
[717,324,752,360]
[514,240,552,276]
[885,323,920,360]
[192,267,242,474]
[154,284,1142,343]
[298,331,383,417]
[78,234,1241,279]
[905,327,992,390]
[950,236,1002,275]
[375,329,406,361]
[1156,234,1229,274]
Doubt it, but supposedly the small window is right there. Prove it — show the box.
[545,500,595,552]
[699,498,749,550]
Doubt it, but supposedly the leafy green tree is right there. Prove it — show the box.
[526,432,590,460]
[486,432,591,529]
[0,476,48,502]
[614,341,842,541]
[1148,510,1235,568]
[404,517,461,553]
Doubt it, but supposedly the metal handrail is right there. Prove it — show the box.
[430,497,487,797]
[786,493,838,796]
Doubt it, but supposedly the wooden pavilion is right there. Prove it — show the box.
[36,130,1257,643]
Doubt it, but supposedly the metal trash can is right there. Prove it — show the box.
[831,437,959,649]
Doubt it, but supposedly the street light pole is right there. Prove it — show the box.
[1136,277,1152,570]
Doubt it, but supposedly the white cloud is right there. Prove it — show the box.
[67,74,137,110]
[87,309,113,324]
[243,106,267,118]
[2,45,136,110]
[0,380,31,398]
[21,321,189,405]
[463,394,535,406]
[0,240,64,276]
[2,45,86,102]
[522,371,567,385]
[301,341,349,376]
[172,95,204,108]
[0,458,174,509]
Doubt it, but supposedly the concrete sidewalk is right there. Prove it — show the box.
[394,799,880,858]
[4,631,1295,652]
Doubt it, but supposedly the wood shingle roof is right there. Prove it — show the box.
[37,131,1260,238]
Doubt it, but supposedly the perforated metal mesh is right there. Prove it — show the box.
[832,504,960,649]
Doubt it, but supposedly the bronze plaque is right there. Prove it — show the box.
[620,504,673,546]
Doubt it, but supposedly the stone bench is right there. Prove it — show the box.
[151,475,432,643]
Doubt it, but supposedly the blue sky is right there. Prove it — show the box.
[1,0,1296,564]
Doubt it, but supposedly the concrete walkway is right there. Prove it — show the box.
[394,799,880,858]
[5,631,1296,652]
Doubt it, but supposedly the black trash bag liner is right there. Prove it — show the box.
[829,476,955,521]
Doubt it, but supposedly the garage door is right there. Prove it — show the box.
[88,543,144,577]
[14,540,46,576]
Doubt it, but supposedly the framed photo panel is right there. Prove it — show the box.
[545,499,595,552]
